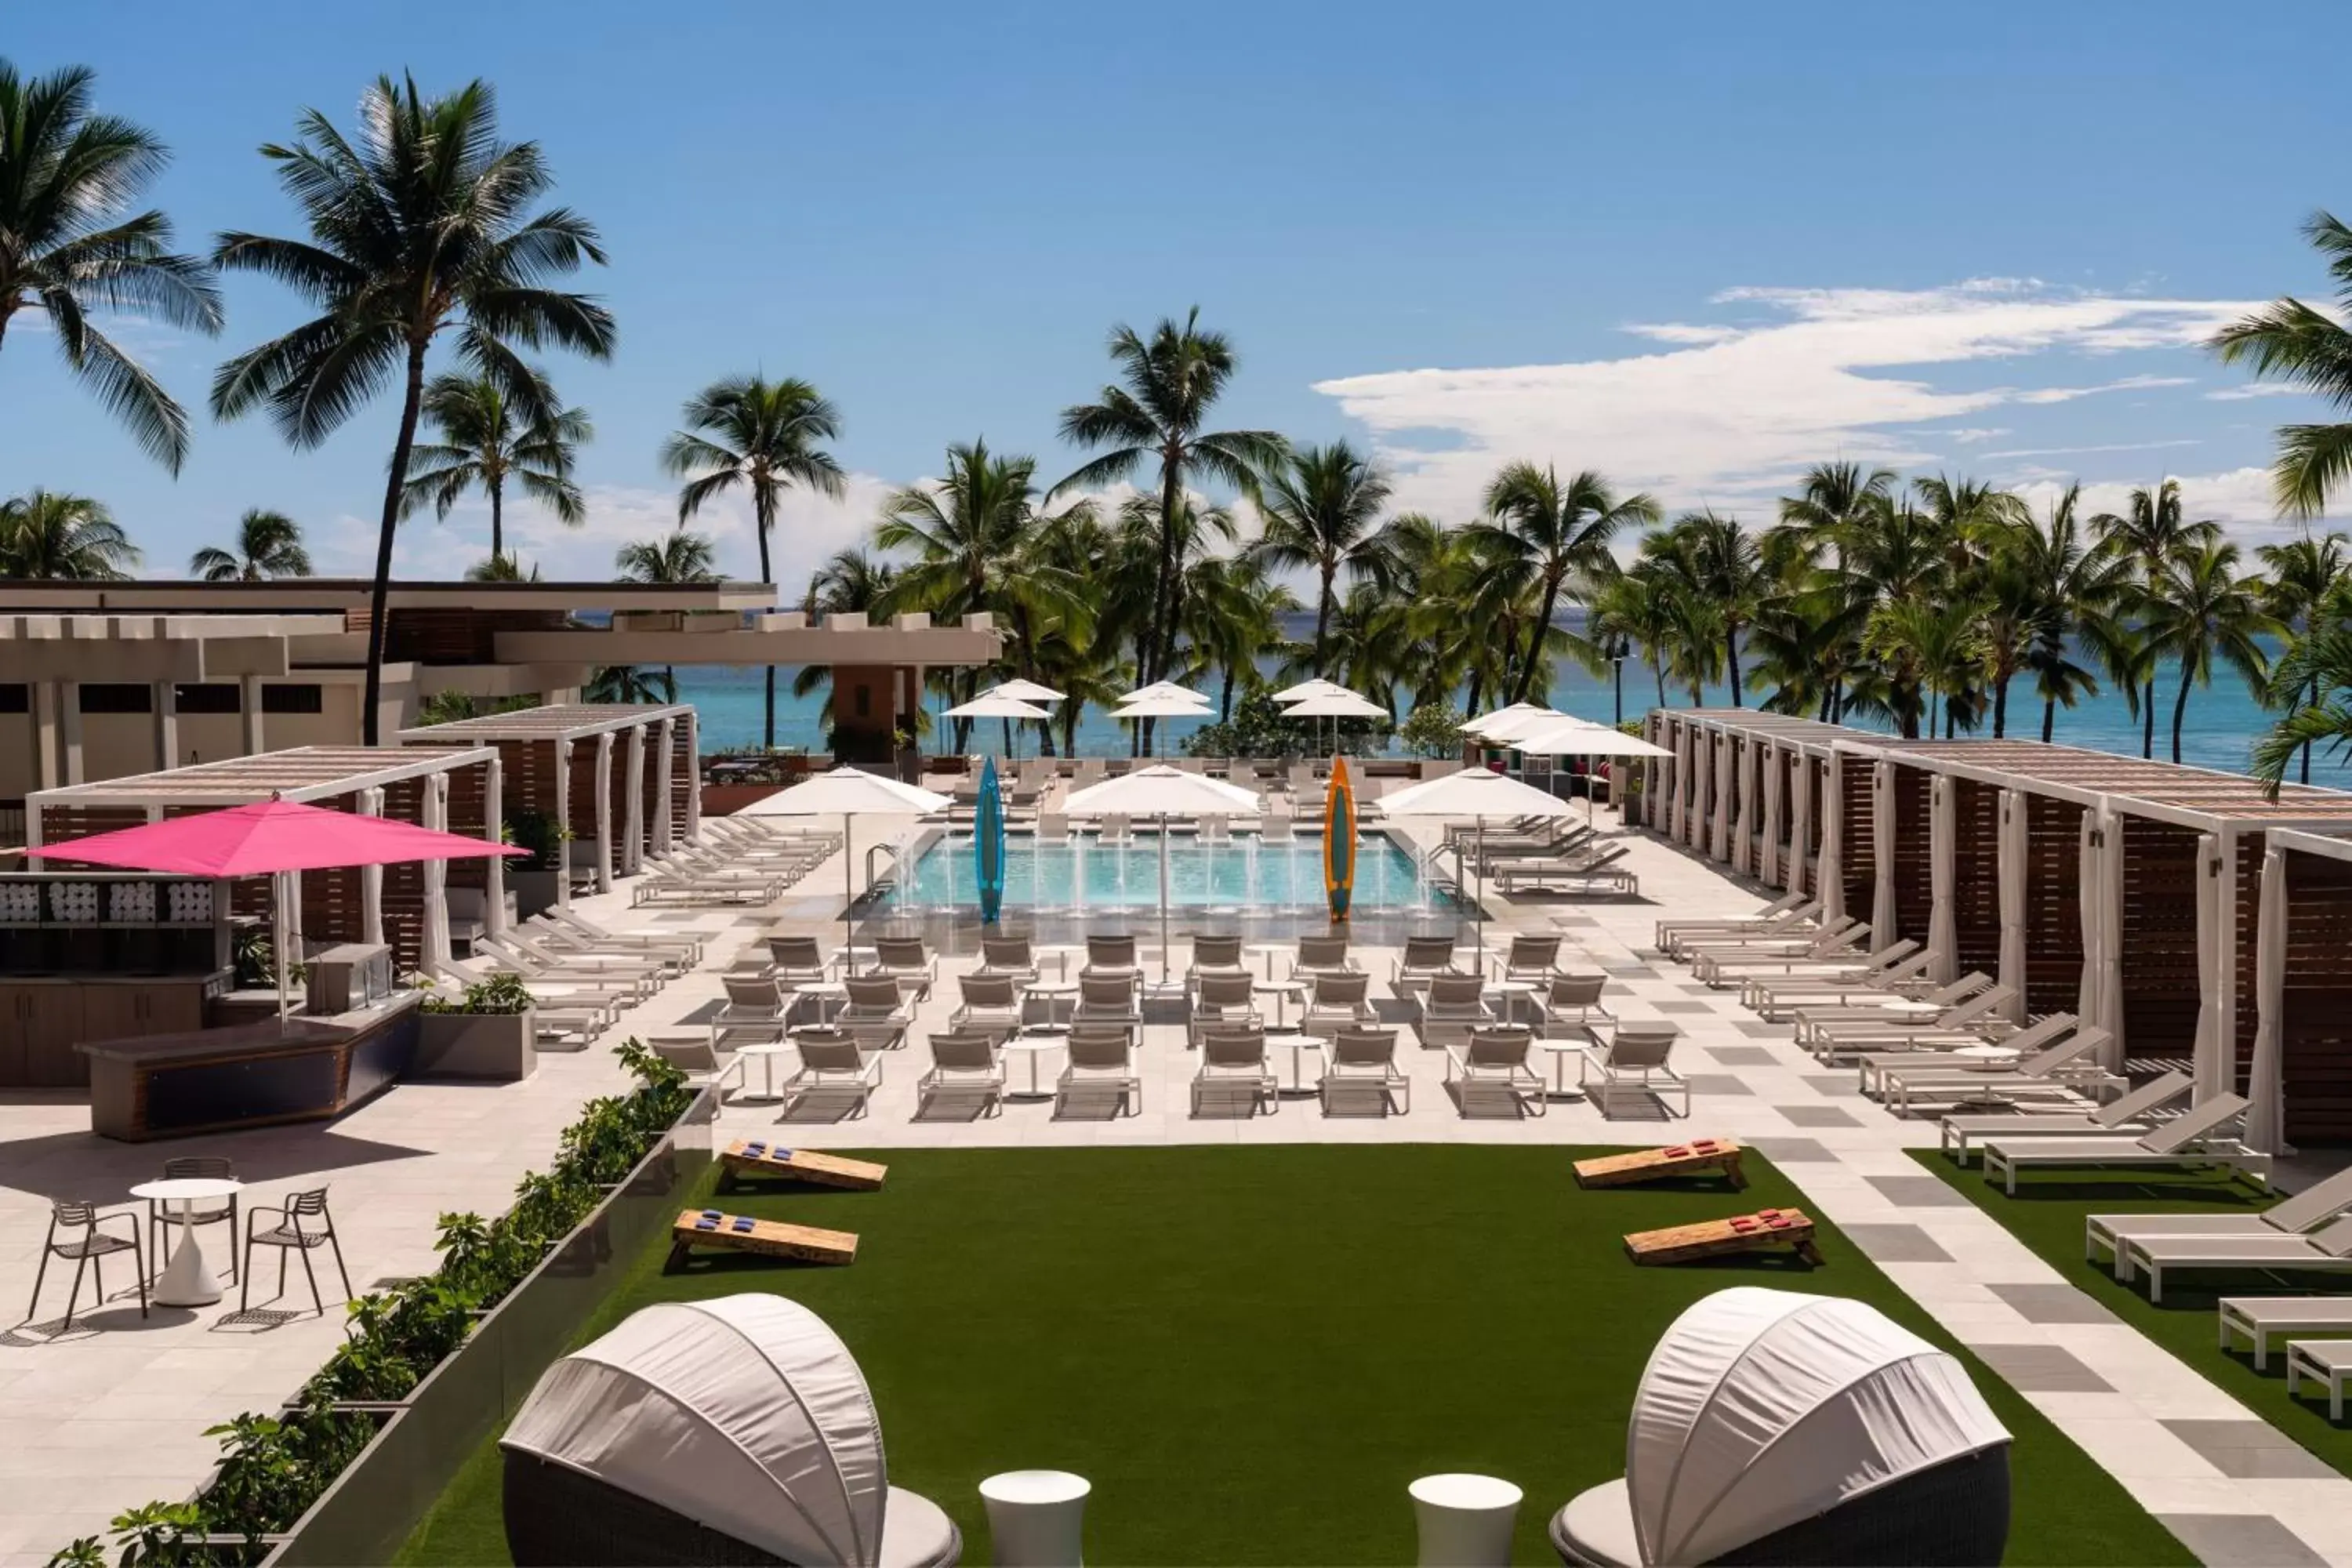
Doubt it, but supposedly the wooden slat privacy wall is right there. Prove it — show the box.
[1950,775,2001,979]
[2282,848,2352,1142]
[2024,793,2087,1016]
[2116,815,2202,1060]
[1839,754,1875,929]
[1889,765,1931,945]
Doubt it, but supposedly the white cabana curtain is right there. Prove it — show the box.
[2193,833,2227,1102]
[1870,761,1898,949]
[2075,809,2102,1030]
[1691,728,1711,851]
[1760,743,1782,887]
[1820,758,1846,924]
[1788,752,1813,895]
[1996,789,2027,1025]
[1712,735,1734,862]
[2247,847,2289,1154]
[1670,724,1688,843]
[2099,808,2127,1067]
[1731,741,1754,876]
[1927,775,1958,984]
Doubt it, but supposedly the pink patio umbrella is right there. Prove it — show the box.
[27,795,524,1022]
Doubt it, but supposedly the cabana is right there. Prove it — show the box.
[26,745,499,980]
[1642,710,1876,900]
[2250,829,2352,1148]
[1838,739,2352,1089]
[398,703,699,904]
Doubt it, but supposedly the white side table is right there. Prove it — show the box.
[731,1042,795,1103]
[1004,1033,1066,1099]
[1265,1033,1325,1095]
[129,1176,243,1308]
[1409,1472,1522,1567]
[980,1468,1090,1566]
[1533,1038,1591,1101]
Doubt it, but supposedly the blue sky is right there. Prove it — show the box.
[3,1,2346,586]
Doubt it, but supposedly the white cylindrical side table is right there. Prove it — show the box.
[1410,1472,1523,1567]
[980,1468,1091,1566]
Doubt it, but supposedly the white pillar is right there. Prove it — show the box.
[1926,774,1956,983]
[2216,826,2241,1094]
[1820,757,1846,927]
[653,717,675,855]
[31,681,62,791]
[2192,830,2228,1101]
[484,753,507,935]
[58,682,83,785]
[241,675,266,755]
[683,708,702,843]
[554,738,574,910]
[623,722,647,875]
[423,772,452,974]
[1759,742,1780,887]
[593,730,615,894]
[152,680,180,770]
[358,787,385,946]
[1870,761,1897,949]
[2247,846,2288,1154]
[1997,789,2028,1024]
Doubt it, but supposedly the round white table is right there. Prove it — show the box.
[793,982,848,1025]
[732,1042,795,1103]
[129,1176,243,1308]
[1533,1038,1592,1101]
[1004,1032,1066,1099]
[1409,1472,1523,1568]
[1022,981,1079,1026]
[1252,981,1305,1027]
[1945,1043,2022,1106]
[980,1468,1090,1566]
[1265,1032,1325,1095]
[1484,979,1538,1025]
[1878,998,1946,1023]
[1036,944,1086,980]
[1246,942,1289,979]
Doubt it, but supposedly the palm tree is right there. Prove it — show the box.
[873,440,1090,750]
[1244,441,1391,672]
[2011,485,2128,742]
[2140,539,2277,764]
[1054,307,1287,695]
[2212,211,2352,516]
[2092,480,2222,757]
[586,665,670,703]
[1472,465,1659,702]
[1664,509,1769,706]
[190,509,310,581]
[663,376,844,749]
[464,553,540,582]
[2253,595,2352,790]
[1865,598,1980,739]
[0,62,223,470]
[615,526,720,699]
[401,368,590,567]
[2256,529,2350,782]
[0,489,139,579]
[210,75,614,743]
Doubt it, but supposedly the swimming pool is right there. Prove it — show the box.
[881,833,1451,912]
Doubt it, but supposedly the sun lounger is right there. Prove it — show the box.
[2119,1216,2352,1304]
[1687,920,1868,985]
[540,906,704,963]
[1058,1026,1142,1117]
[1624,1208,1821,1266]
[1744,947,1933,1017]
[666,1209,857,1269]
[1193,1028,1276,1117]
[1490,844,1637,895]
[1655,893,1811,953]
[717,1141,887,1192]
[2221,1296,2352,1370]
[1865,1015,2098,1108]
[1675,911,1854,964]
[1444,1025,1547,1118]
[1816,989,2021,1069]
[1391,935,1465,999]
[1939,1070,2192,1163]
[779,1031,881,1118]
[1785,970,1992,1040]
[2085,1164,2352,1276]
[1574,1138,1746,1190]
[1319,1027,1408,1116]
[1578,1024,1688,1117]
[916,1032,1004,1118]
[1980,1094,2266,1196]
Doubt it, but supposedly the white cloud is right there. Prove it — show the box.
[1939,427,2012,445]
[2009,465,2310,543]
[2206,382,2311,401]
[1312,281,2259,520]
[1980,438,2201,459]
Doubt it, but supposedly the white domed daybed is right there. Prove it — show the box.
[1552,1288,2012,1567]
[501,1294,960,1567]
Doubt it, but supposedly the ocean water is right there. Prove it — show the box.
[673,649,2330,784]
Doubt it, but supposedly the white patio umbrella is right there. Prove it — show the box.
[738,766,952,940]
[1508,721,1670,822]
[1271,678,1349,702]
[1282,689,1389,760]
[1062,765,1261,981]
[1997,789,2028,1023]
[944,693,1051,760]
[1112,691,1214,759]
[983,678,1065,702]
[1459,702,1548,738]
[1118,681,1210,706]
[1472,706,1573,743]
[2247,846,2288,1153]
[1376,766,1578,973]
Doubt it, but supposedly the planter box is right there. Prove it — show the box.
[414,1009,536,1081]
[702,782,782,816]
[508,869,560,920]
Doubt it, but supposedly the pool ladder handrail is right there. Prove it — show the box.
[865,837,908,895]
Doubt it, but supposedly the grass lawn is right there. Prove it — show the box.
[400,1145,2189,1566]
[1913,1149,2352,1479]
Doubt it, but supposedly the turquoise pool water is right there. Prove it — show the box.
[883,833,1447,911]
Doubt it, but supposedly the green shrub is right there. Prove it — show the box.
[419,971,532,1015]
[1397,702,1465,759]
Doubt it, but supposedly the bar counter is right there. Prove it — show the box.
[78,991,424,1142]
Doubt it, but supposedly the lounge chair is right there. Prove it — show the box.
[764,935,836,988]
[1980,1094,2267,1196]
[1578,1023,1688,1117]
[433,956,616,1044]
[1492,934,1568,985]
[947,974,1022,1042]
[1201,814,1231,844]
[1187,934,1247,989]
[1490,844,1638,895]
[781,1031,880,1120]
[1098,813,1133,846]
[1538,973,1614,1036]
[1075,971,1142,1030]
[1445,1025,1546,1117]
[2120,1215,2352,1304]
[523,914,693,976]
[1301,971,1377,1040]
[1419,971,1493,1048]
[1783,967,1989,1039]
[837,975,914,1051]
[1813,988,2020,1067]
[1292,934,1357,985]
[712,975,793,1051]
[1080,935,1141,993]
[1655,892,1810,953]
[2087,1163,2352,1278]
[480,931,663,999]
[1037,812,1071,844]
[1686,920,1869,985]
[1745,946,1933,1018]
[1938,1070,2192,1163]
[1190,971,1261,1047]
[2221,1296,2352,1371]
[916,1032,1004,1117]
[1261,813,1294,844]
[541,906,703,964]
[1390,935,1464,1000]
[1193,1028,1276,1117]
[1320,1027,1408,1116]
[865,936,937,1001]
[1056,1025,1142,1117]
[1865,1016,2106,1108]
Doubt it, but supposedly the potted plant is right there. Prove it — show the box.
[505,808,568,919]
[414,971,537,1080]
[893,724,920,783]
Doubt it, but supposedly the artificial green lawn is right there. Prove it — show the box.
[400,1145,2190,1566]
[1914,1147,2352,1477]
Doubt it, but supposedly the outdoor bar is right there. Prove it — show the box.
[397,702,699,913]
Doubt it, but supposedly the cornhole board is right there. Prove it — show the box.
[717,1140,887,1192]
[668,1209,858,1269]
[1625,1208,1821,1266]
[1575,1138,1746,1190]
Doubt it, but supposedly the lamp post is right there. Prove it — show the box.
[1610,637,1629,729]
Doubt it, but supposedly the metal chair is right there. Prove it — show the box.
[148,1156,238,1285]
[30,1202,147,1329]
[240,1187,352,1316]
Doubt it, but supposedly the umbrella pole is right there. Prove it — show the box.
[1475,817,1487,976]
[275,869,290,1027]
[844,812,855,955]
[1159,812,1171,985]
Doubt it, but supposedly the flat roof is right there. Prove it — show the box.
[28,745,499,811]
[1654,710,1879,755]
[1836,738,2352,828]
[397,702,695,745]
[0,579,776,613]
